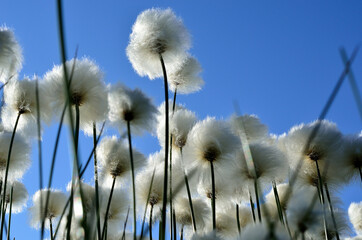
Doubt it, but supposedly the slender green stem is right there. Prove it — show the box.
[236,204,241,233]
[6,186,13,240]
[0,112,21,240]
[172,87,177,113]
[180,225,184,240]
[254,179,262,222]
[302,231,305,240]
[101,177,116,240]
[66,187,74,240]
[359,166,362,182]
[140,168,156,239]
[324,182,340,240]
[249,193,256,223]
[149,204,154,240]
[93,123,102,240]
[172,210,176,240]
[159,53,169,240]
[75,104,80,155]
[315,160,329,240]
[272,181,284,223]
[49,218,54,240]
[126,121,137,240]
[210,161,216,230]
[169,135,174,240]
[122,208,130,240]
[53,196,70,239]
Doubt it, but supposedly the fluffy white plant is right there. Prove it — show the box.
[43,57,108,135]
[229,114,269,143]
[349,202,362,236]
[126,8,191,79]
[108,83,158,135]
[0,27,22,83]
[0,131,30,181]
[97,136,146,188]
[340,134,362,182]
[2,77,52,137]
[3,181,28,214]
[168,55,204,94]
[29,189,68,230]
[238,222,290,240]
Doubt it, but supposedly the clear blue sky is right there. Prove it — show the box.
[1,1,361,239]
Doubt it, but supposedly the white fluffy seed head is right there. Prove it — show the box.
[0,27,23,83]
[126,8,191,80]
[108,83,158,135]
[2,76,52,137]
[238,222,290,240]
[157,108,197,154]
[283,120,344,187]
[264,183,290,218]
[43,58,108,134]
[28,189,68,229]
[183,117,239,171]
[168,55,204,94]
[0,132,30,181]
[229,114,269,143]
[191,231,221,240]
[349,202,362,235]
[3,181,28,214]
[66,181,95,214]
[97,136,146,187]
[340,134,362,182]
[233,142,288,193]
[174,197,209,230]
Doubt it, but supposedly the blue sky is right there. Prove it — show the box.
[1,1,361,239]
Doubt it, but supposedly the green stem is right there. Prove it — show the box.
[180,225,184,240]
[172,87,177,113]
[6,186,13,240]
[254,180,262,222]
[172,210,176,240]
[140,169,156,239]
[49,218,54,240]
[324,182,340,240]
[122,208,130,240]
[0,112,21,240]
[315,160,329,240]
[101,177,116,240]
[272,181,284,223]
[159,53,169,240]
[93,123,101,240]
[249,193,256,223]
[210,161,216,230]
[169,135,174,240]
[126,121,137,240]
[149,204,154,240]
[236,204,241,233]
[359,166,362,183]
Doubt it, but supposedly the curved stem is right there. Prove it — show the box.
[6,186,13,240]
[101,177,116,240]
[159,53,169,240]
[93,123,101,240]
[140,168,156,239]
[210,161,216,230]
[324,182,340,240]
[236,204,240,233]
[272,181,284,223]
[0,112,21,240]
[126,121,137,240]
[169,135,174,240]
[49,218,54,240]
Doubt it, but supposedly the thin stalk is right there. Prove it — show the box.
[0,112,21,240]
[172,210,176,240]
[180,149,197,232]
[93,123,101,240]
[172,87,177,113]
[53,196,70,239]
[101,177,117,240]
[66,186,74,240]
[122,208,130,240]
[272,181,284,223]
[283,209,292,239]
[149,205,154,240]
[169,135,174,240]
[301,231,305,240]
[236,204,241,233]
[75,104,80,155]
[359,166,362,182]
[49,218,54,240]
[159,53,169,240]
[324,183,340,240]
[249,193,256,223]
[140,168,156,239]
[315,160,329,240]
[126,121,137,240]
[254,179,262,222]
[6,186,13,240]
[210,161,216,230]
[35,79,44,240]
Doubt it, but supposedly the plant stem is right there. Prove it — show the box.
[236,204,241,233]
[359,166,362,183]
[102,177,116,240]
[159,53,169,240]
[180,225,184,240]
[254,179,262,222]
[324,182,340,240]
[169,135,174,240]
[140,168,156,239]
[93,123,102,240]
[126,121,137,240]
[249,194,256,223]
[0,112,21,240]
[122,208,130,240]
[172,210,176,240]
[210,161,216,230]
[149,204,154,240]
[314,160,329,240]
[172,87,177,113]
[6,186,13,240]
[49,218,54,240]
[272,181,284,223]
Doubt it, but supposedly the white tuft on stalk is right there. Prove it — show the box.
[349,202,362,236]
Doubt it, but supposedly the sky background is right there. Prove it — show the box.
[0,1,361,239]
